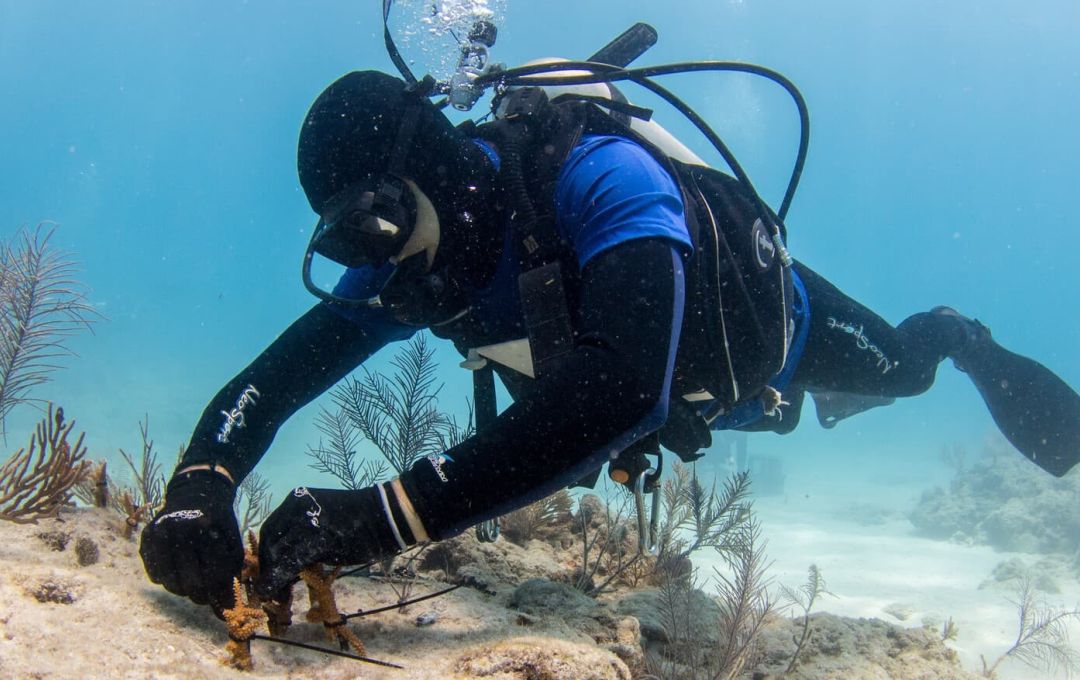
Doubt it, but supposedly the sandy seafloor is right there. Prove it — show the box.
[701,472,1080,680]
[0,465,1076,679]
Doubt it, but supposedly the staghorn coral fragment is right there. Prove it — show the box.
[239,531,293,637]
[301,564,367,657]
[263,590,294,638]
[222,577,268,671]
[117,490,151,540]
[241,530,260,584]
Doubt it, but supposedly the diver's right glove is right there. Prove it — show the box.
[255,486,401,599]
[139,468,243,613]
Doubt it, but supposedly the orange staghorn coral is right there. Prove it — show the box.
[241,530,260,584]
[301,564,367,657]
[239,532,293,637]
[222,578,268,671]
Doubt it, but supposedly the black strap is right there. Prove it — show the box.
[482,92,682,380]
[519,262,575,377]
[550,93,653,124]
[479,88,588,271]
[473,365,497,430]
[382,0,418,86]
[386,96,424,176]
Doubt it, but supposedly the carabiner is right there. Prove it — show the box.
[634,468,661,555]
[476,517,501,543]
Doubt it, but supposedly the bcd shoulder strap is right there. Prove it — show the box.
[476,89,590,378]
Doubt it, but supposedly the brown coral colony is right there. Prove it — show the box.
[0,404,90,524]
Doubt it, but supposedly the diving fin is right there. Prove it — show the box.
[811,390,895,429]
[571,466,603,490]
[949,317,1080,477]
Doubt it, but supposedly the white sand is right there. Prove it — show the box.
[695,476,1080,680]
[0,507,631,680]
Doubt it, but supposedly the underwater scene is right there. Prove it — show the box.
[2,0,1079,678]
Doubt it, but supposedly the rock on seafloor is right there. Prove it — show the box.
[453,636,631,679]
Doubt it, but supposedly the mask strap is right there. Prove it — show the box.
[386,82,434,176]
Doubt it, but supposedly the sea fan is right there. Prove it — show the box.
[330,333,470,474]
[981,575,1080,678]
[0,223,99,439]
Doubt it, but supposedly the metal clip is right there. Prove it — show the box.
[634,469,661,555]
[771,226,793,268]
[475,517,500,543]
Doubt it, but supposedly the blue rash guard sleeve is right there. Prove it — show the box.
[555,134,692,267]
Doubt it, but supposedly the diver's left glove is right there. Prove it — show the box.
[139,468,243,614]
[255,486,402,599]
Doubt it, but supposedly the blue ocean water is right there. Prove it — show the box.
[2,0,1078,524]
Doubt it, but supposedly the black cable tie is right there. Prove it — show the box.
[339,560,377,579]
[250,634,404,669]
[552,93,653,121]
[344,583,462,621]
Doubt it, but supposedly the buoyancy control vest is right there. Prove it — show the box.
[470,87,796,457]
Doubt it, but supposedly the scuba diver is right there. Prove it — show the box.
[139,21,1080,613]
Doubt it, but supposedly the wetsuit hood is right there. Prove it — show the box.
[298,70,500,270]
[299,71,492,209]
[298,70,505,322]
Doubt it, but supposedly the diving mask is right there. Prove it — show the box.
[308,173,417,269]
[301,172,449,314]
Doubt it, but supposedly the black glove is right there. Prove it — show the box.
[139,469,243,613]
[255,486,391,599]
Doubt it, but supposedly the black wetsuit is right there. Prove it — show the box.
[744,262,963,434]
[181,238,684,544]
[179,253,967,543]
[175,134,966,546]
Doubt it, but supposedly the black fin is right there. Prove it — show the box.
[960,337,1080,477]
[811,390,895,429]
[571,466,603,490]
